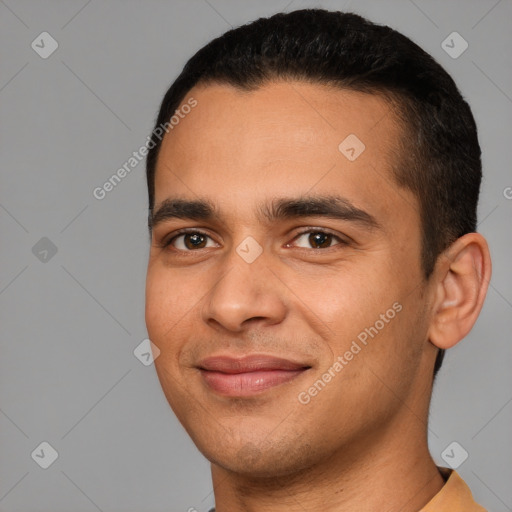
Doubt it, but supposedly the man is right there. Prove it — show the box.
[144,9,491,512]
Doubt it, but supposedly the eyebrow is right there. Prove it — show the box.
[149,195,380,231]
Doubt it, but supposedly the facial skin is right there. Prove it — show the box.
[145,81,491,512]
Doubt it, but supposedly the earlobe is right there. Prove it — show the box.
[428,233,491,350]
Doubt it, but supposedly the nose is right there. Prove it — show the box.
[201,247,287,333]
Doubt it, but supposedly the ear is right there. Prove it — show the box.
[428,233,492,350]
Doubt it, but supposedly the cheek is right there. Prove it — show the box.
[307,266,420,384]
[145,264,210,373]
[291,266,391,343]
[145,265,186,341]
[145,269,191,396]
[145,269,167,338]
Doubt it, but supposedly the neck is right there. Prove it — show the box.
[210,416,444,512]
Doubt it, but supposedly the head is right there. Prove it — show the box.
[144,9,490,477]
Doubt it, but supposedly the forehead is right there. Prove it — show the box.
[158,80,399,160]
[154,81,412,225]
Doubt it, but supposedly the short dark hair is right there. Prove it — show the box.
[146,9,482,376]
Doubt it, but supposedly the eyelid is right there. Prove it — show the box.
[160,226,349,252]
[160,227,219,249]
[286,227,348,248]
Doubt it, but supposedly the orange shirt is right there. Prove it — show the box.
[420,468,487,511]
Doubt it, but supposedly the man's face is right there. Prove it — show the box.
[145,81,437,476]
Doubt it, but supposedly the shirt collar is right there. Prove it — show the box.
[419,468,487,511]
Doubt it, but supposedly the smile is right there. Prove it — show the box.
[197,355,311,397]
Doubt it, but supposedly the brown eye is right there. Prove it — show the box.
[184,233,207,249]
[309,232,333,248]
[169,232,216,250]
[292,231,341,249]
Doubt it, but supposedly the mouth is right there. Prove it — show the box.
[197,355,311,397]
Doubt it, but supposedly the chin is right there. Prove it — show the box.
[189,423,322,479]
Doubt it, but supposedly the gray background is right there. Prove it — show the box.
[0,0,511,511]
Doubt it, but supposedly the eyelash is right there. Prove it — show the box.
[160,228,347,252]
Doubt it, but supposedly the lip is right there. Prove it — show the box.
[197,355,311,397]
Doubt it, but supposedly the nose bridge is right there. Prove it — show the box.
[201,240,286,332]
